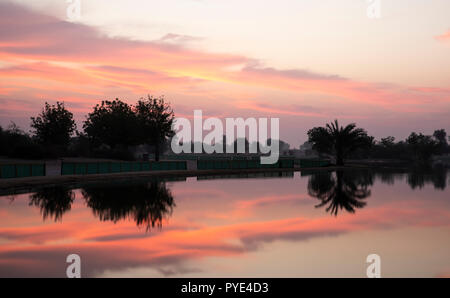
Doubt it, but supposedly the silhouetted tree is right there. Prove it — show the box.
[406,132,438,164]
[307,120,372,166]
[83,99,139,150]
[380,136,396,147]
[433,129,448,154]
[29,186,75,222]
[307,170,371,216]
[0,123,44,159]
[135,95,175,161]
[68,131,91,157]
[31,102,76,156]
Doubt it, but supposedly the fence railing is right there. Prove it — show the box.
[1,158,331,179]
[0,164,46,179]
[61,161,187,176]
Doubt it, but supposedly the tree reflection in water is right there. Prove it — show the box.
[81,181,175,231]
[24,167,447,225]
[407,165,448,190]
[307,170,372,216]
[29,186,75,222]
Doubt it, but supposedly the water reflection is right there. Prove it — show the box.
[407,165,448,190]
[29,186,75,221]
[307,170,371,216]
[305,167,448,216]
[18,167,449,225]
[1,167,449,278]
[197,171,294,181]
[82,181,175,231]
[23,180,175,230]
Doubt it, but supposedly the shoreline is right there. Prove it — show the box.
[0,167,312,193]
[0,164,409,195]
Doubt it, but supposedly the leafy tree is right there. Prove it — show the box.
[83,99,139,150]
[406,132,438,163]
[135,95,175,161]
[380,136,395,147]
[433,129,448,154]
[307,120,372,166]
[370,138,409,160]
[433,129,447,144]
[0,123,44,159]
[30,102,76,155]
[68,132,92,157]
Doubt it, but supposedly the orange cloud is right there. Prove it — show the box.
[0,2,449,140]
[0,2,448,113]
[435,30,450,41]
[1,193,449,277]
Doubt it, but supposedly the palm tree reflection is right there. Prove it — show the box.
[81,181,175,231]
[29,186,75,221]
[307,170,372,216]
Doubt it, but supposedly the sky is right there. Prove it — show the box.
[0,0,449,147]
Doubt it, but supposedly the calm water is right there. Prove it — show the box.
[0,168,449,278]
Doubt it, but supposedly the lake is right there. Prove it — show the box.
[0,168,449,277]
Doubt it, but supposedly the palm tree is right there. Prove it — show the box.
[308,120,372,166]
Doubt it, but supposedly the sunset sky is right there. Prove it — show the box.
[0,0,449,146]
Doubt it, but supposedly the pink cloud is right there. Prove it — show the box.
[1,196,449,277]
[0,2,449,140]
[435,30,450,41]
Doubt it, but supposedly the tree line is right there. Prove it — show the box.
[0,99,448,165]
[0,96,174,161]
[307,120,449,166]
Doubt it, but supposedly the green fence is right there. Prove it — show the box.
[61,161,187,176]
[0,164,46,179]
[197,158,295,170]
